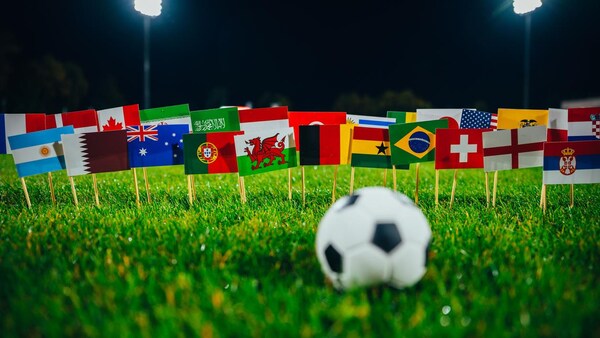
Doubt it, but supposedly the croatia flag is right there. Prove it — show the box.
[46,109,99,134]
[482,125,547,172]
[543,140,600,185]
[567,107,600,141]
[0,113,47,154]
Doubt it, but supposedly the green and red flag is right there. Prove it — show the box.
[299,124,350,166]
[234,127,297,176]
[139,104,191,127]
[183,131,243,175]
[190,107,241,133]
[389,120,448,166]
[288,111,346,150]
[350,126,396,169]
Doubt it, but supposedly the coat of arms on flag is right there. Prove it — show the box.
[567,107,600,141]
[543,140,600,185]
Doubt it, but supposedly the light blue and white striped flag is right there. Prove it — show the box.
[8,126,74,178]
[346,114,396,129]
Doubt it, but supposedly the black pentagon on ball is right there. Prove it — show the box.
[325,244,343,273]
[338,194,360,211]
[372,223,402,253]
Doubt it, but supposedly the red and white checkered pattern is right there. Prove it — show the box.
[593,120,600,139]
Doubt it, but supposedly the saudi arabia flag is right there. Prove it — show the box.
[234,127,297,176]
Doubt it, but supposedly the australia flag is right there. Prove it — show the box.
[127,124,189,168]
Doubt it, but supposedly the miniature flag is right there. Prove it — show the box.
[234,126,297,176]
[435,129,489,169]
[139,104,191,128]
[183,131,243,175]
[346,114,396,129]
[97,104,141,131]
[459,109,498,129]
[8,126,74,177]
[416,109,465,129]
[46,109,99,134]
[543,140,600,185]
[190,107,241,133]
[351,126,398,169]
[496,108,548,129]
[0,113,46,154]
[62,130,129,176]
[386,111,417,124]
[547,108,568,142]
[127,124,189,168]
[238,106,289,133]
[482,125,547,172]
[288,111,346,150]
[389,120,448,165]
[299,124,349,166]
[567,107,600,141]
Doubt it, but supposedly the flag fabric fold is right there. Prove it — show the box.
[190,107,241,133]
[8,126,75,177]
[127,124,189,168]
[482,125,547,172]
[1,113,47,154]
[62,130,129,176]
[543,140,600,185]
[435,128,489,169]
[184,131,243,175]
[234,126,297,176]
[97,104,141,131]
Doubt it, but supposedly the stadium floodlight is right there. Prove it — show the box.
[513,0,542,15]
[134,0,162,17]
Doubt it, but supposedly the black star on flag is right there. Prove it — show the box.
[376,142,389,155]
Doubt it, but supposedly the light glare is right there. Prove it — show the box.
[513,0,543,14]
[134,0,162,17]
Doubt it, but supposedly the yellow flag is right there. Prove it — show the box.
[497,108,548,130]
[406,112,417,123]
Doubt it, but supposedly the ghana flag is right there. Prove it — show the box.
[389,119,448,165]
[183,131,243,175]
[299,124,350,165]
[351,126,396,169]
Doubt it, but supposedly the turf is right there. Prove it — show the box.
[0,157,599,337]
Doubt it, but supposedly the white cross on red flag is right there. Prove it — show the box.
[435,128,489,169]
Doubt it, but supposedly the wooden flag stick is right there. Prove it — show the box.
[415,163,421,205]
[539,183,545,208]
[301,166,306,206]
[435,170,439,207]
[132,169,140,207]
[570,184,574,208]
[191,175,197,201]
[238,175,244,203]
[492,171,498,207]
[143,168,151,203]
[69,176,78,208]
[20,178,31,209]
[332,165,339,204]
[485,172,490,208]
[542,184,547,214]
[48,172,56,206]
[392,165,397,191]
[187,175,193,206]
[350,167,355,195]
[383,169,387,187]
[450,169,458,209]
[92,174,100,207]
[240,176,247,204]
[288,168,293,201]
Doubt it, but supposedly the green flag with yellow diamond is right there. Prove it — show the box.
[389,120,448,165]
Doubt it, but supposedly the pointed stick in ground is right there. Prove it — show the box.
[435,170,439,207]
[331,165,339,204]
[187,175,193,206]
[288,168,293,201]
[392,165,397,191]
[570,184,574,208]
[539,183,545,208]
[542,184,547,214]
[69,176,78,208]
[485,172,490,208]
[350,167,355,195]
[143,167,151,203]
[450,169,458,209]
[92,174,100,207]
[20,177,31,209]
[415,163,421,205]
[132,169,140,207]
[383,169,387,187]
[239,175,247,204]
[47,172,56,206]
[301,166,306,206]
[191,175,197,201]
[492,171,498,207]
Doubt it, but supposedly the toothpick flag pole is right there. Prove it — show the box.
[20,178,31,209]
[132,169,140,207]
[239,175,247,204]
[191,175,197,201]
[92,174,100,207]
[187,175,193,206]
[383,169,387,187]
[143,168,151,203]
[69,176,78,208]
[492,171,498,207]
[288,168,293,201]
[350,167,355,195]
[485,172,490,208]
[450,169,458,209]
[48,172,56,206]
[301,166,306,206]
[570,184,574,208]
[331,165,338,203]
[539,183,545,208]
[435,170,439,207]
[415,163,421,205]
[542,184,547,214]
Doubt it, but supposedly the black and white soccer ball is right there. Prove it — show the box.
[316,187,431,290]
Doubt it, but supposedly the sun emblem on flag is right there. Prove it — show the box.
[559,147,576,176]
[39,145,51,157]
[197,142,218,164]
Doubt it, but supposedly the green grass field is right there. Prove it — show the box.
[1,156,599,337]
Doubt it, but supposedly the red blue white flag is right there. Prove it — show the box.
[0,113,47,154]
[567,107,600,141]
[46,109,99,134]
[543,140,600,185]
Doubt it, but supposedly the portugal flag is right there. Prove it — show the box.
[299,124,350,166]
[183,131,243,175]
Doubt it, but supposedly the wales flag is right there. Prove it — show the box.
[389,120,448,165]
[234,127,297,176]
[183,131,243,175]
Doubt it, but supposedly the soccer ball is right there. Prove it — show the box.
[315,187,431,290]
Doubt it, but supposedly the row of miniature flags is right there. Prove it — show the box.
[2,105,600,187]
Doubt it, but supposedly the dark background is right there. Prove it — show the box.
[1,0,598,114]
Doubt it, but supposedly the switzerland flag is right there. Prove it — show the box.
[435,128,490,169]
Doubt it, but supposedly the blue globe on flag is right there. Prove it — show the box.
[408,131,431,154]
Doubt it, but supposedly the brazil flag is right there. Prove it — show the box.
[389,120,448,165]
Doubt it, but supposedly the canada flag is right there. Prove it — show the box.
[97,104,141,131]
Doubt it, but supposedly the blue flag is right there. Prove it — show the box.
[127,124,189,168]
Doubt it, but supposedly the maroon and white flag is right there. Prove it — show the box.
[61,130,129,176]
[482,125,547,172]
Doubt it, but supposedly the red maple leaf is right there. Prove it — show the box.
[102,116,123,131]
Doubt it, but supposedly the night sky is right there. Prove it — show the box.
[1,0,599,113]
